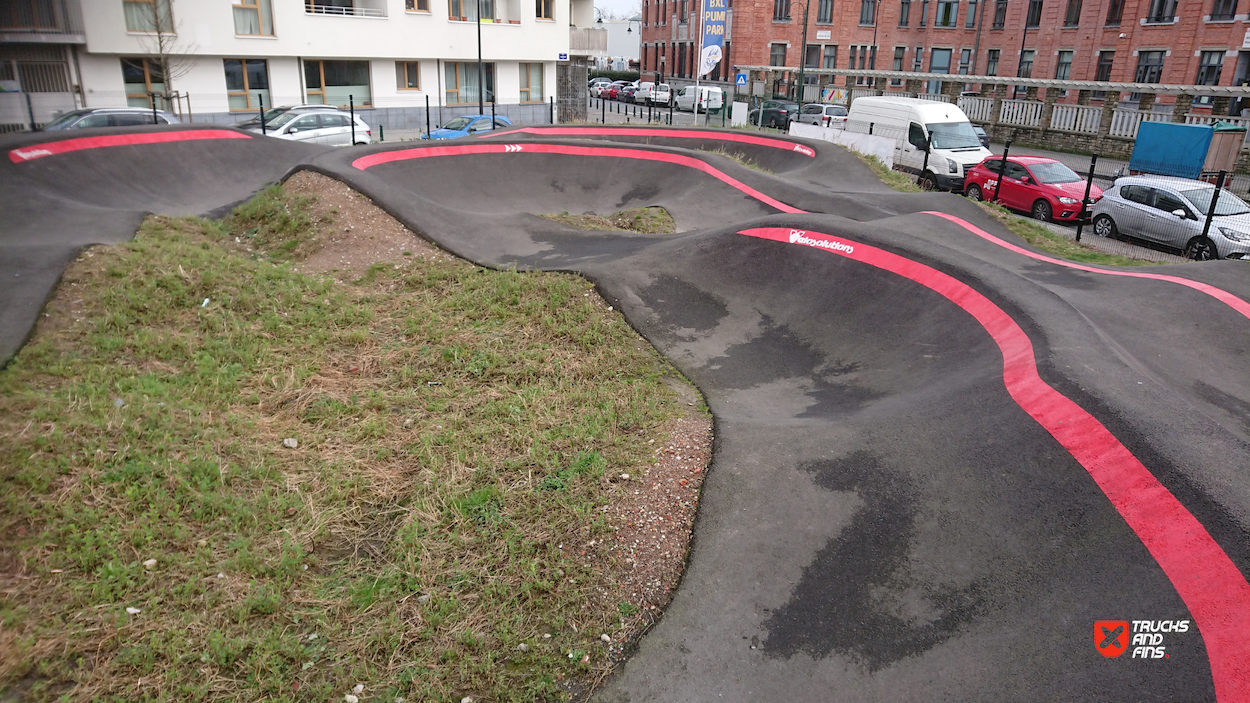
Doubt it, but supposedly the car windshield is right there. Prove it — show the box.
[1181,187,1250,216]
[1028,162,1081,184]
[42,111,88,130]
[925,121,983,149]
[441,116,474,131]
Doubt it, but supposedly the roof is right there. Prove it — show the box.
[983,155,1065,165]
[1117,174,1216,189]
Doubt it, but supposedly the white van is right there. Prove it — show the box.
[635,82,672,106]
[674,86,724,113]
[845,96,992,191]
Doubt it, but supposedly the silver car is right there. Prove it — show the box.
[795,103,848,128]
[249,109,373,146]
[42,107,180,130]
[1090,175,1250,260]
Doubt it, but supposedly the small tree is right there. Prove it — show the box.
[137,0,196,109]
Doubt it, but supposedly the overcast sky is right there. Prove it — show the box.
[595,0,642,19]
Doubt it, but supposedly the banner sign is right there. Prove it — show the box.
[698,0,727,77]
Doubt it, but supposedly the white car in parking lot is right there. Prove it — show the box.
[252,109,373,146]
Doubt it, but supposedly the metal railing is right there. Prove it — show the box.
[304,3,387,17]
[917,92,950,103]
[1000,99,1043,127]
[1108,108,1169,138]
[957,95,993,121]
[1050,103,1101,133]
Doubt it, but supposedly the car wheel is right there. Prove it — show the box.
[767,115,779,128]
[918,171,938,191]
[966,184,983,201]
[1032,200,1053,222]
[1092,214,1118,239]
[1184,236,1219,261]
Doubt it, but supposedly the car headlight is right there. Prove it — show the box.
[1058,197,1079,205]
[1217,226,1250,242]
[947,158,959,174]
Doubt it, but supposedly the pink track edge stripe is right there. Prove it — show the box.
[483,125,817,157]
[740,225,1250,703]
[923,210,1250,322]
[351,142,804,214]
[9,129,251,164]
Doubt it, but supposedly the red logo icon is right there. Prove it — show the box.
[1095,620,1129,658]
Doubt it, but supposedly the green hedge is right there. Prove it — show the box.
[589,69,640,82]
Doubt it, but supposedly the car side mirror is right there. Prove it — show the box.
[1021,176,1032,184]
[1171,208,1187,218]
[288,127,299,133]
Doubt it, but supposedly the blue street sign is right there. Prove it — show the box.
[736,73,747,86]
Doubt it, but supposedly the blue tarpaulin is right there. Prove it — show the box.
[1128,122,1213,179]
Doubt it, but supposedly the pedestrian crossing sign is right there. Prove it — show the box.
[736,73,747,86]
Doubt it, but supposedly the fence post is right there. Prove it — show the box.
[150,93,157,125]
[550,95,555,124]
[1200,170,1228,249]
[994,140,1012,204]
[25,92,36,131]
[259,93,266,135]
[491,98,496,126]
[426,95,431,138]
[1074,154,1098,242]
[349,94,356,144]
[669,100,673,125]
[602,96,606,123]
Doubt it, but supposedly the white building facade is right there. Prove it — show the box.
[2,0,604,130]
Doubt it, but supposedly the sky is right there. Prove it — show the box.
[595,0,642,20]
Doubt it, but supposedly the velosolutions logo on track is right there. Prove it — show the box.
[10,147,53,162]
[792,144,815,157]
[788,229,854,254]
[1095,620,1190,659]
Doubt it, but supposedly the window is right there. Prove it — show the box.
[1055,50,1072,79]
[406,0,430,10]
[986,48,999,75]
[121,58,164,108]
[913,46,924,72]
[899,0,910,25]
[805,44,821,69]
[305,59,372,106]
[919,0,928,24]
[959,48,971,74]
[450,0,496,19]
[773,0,789,19]
[1145,0,1175,22]
[1134,50,1164,83]
[860,0,877,24]
[1153,191,1188,215]
[123,0,172,32]
[1,1,59,29]
[823,45,838,68]
[928,47,951,92]
[396,61,420,89]
[770,43,787,66]
[225,59,269,110]
[680,0,688,20]
[966,0,977,26]
[892,46,905,84]
[1121,184,1149,204]
[1026,0,1042,26]
[1018,49,1034,77]
[1092,50,1113,97]
[1196,50,1225,103]
[233,0,274,34]
[519,62,543,102]
[536,0,552,18]
[992,0,1006,26]
[444,62,494,103]
[1211,0,1237,20]
[1063,0,1080,24]
[1105,0,1124,23]
[818,0,833,21]
[935,0,956,26]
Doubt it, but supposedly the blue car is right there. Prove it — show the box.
[422,114,513,140]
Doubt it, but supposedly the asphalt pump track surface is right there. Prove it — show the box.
[3,125,1250,702]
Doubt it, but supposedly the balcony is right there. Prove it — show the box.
[0,0,86,43]
[304,0,387,18]
[569,27,607,56]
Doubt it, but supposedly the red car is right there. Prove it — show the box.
[602,85,620,100]
[964,156,1103,222]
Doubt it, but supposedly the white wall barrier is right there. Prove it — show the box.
[789,120,895,170]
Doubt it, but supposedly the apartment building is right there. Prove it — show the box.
[640,0,1250,111]
[1,0,604,130]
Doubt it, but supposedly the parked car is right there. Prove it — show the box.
[589,76,612,90]
[972,124,990,148]
[1090,175,1250,260]
[421,114,513,140]
[604,81,631,100]
[618,85,639,102]
[964,156,1102,223]
[674,86,724,113]
[749,99,799,128]
[231,104,344,130]
[634,82,672,106]
[42,107,180,130]
[795,103,848,128]
[845,96,991,192]
[252,109,373,145]
[589,78,614,97]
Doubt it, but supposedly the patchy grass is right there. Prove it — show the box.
[974,201,1160,266]
[223,184,338,261]
[541,207,676,234]
[697,147,774,174]
[854,153,925,193]
[0,195,691,701]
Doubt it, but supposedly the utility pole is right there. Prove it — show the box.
[477,0,485,115]
[792,0,812,106]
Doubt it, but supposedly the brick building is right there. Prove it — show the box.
[640,0,1250,112]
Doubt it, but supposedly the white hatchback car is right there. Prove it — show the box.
[795,103,848,128]
[253,109,373,146]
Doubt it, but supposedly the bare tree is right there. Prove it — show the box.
[596,3,642,20]
[136,0,197,108]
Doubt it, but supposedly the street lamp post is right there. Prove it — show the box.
[790,0,812,109]
[627,19,641,75]
[476,0,485,115]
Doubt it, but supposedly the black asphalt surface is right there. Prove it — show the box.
[3,125,1249,702]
